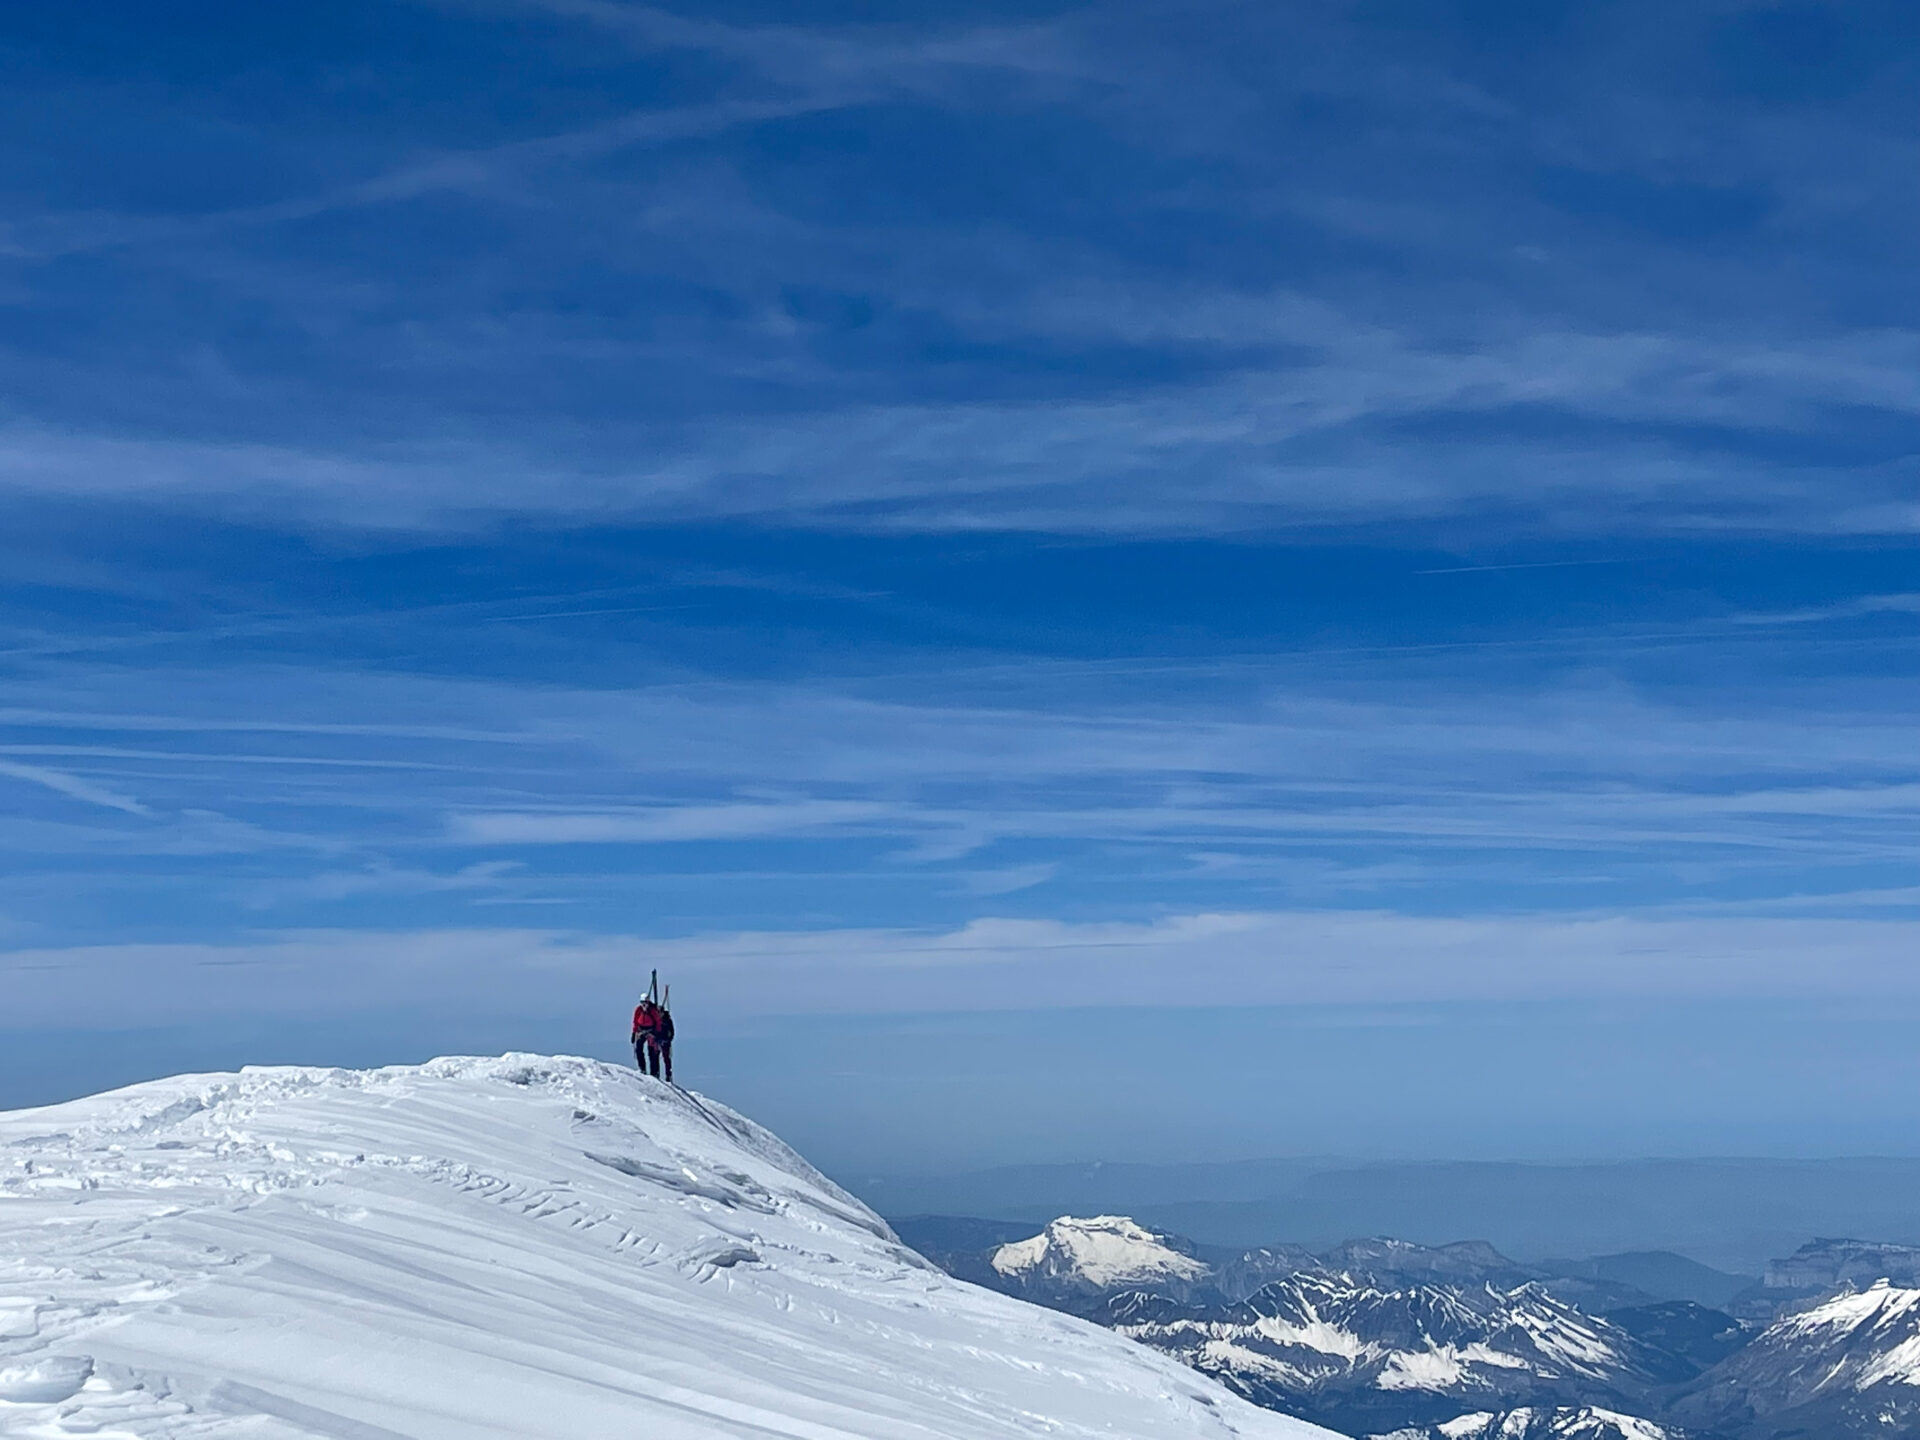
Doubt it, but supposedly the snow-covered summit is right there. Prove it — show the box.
[0,1055,1336,1439]
[991,1215,1212,1293]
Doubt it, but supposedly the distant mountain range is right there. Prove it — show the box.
[1123,1268,1682,1436]
[892,1214,1920,1440]
[866,1157,1920,1273]
[1375,1410,1687,1440]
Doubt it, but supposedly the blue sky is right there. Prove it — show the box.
[4,0,1920,1174]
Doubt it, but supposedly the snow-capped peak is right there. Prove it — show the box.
[991,1214,1212,1291]
[1668,1276,1920,1435]
[1752,1279,1920,1388]
[0,1056,1334,1439]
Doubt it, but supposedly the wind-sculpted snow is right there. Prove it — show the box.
[0,1055,1337,1439]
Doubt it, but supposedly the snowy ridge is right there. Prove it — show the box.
[1122,1271,1646,1399]
[0,1055,1337,1439]
[1763,1279,1920,1386]
[990,1215,1211,1293]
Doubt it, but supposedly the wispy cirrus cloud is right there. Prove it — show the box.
[237,860,524,907]
[6,620,1920,944]
[5,2,1920,540]
[3,320,1918,537]
[1734,592,1920,626]
[446,799,901,844]
[0,759,150,816]
[953,861,1058,897]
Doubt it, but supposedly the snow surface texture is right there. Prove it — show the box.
[991,1216,1211,1292]
[0,1055,1339,1439]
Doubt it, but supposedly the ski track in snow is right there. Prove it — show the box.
[0,1055,1339,1439]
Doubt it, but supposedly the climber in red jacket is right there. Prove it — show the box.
[632,997,674,1082]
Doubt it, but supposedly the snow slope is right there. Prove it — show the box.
[0,1055,1339,1439]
